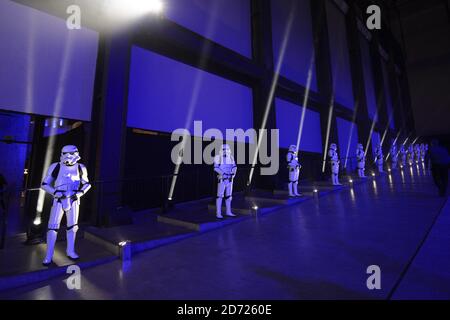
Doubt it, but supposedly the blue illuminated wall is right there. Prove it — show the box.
[0,113,30,235]
[336,117,359,170]
[165,0,251,58]
[381,60,395,129]
[127,46,254,142]
[271,0,317,91]
[326,1,354,109]
[275,98,322,153]
[0,0,98,121]
[359,35,378,121]
[371,131,381,155]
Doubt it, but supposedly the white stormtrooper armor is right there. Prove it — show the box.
[41,145,91,266]
[213,144,237,219]
[328,143,342,186]
[414,144,421,163]
[420,143,426,162]
[356,143,366,178]
[407,144,414,166]
[287,145,302,197]
[375,144,384,173]
[400,144,407,167]
[390,143,398,170]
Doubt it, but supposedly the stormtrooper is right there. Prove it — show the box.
[390,142,398,170]
[420,143,426,162]
[375,144,384,173]
[41,145,91,266]
[286,145,302,197]
[407,144,414,165]
[213,144,237,219]
[414,144,421,164]
[400,144,407,167]
[328,143,342,186]
[356,143,366,178]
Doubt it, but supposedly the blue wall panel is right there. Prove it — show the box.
[359,36,378,121]
[0,0,98,121]
[326,1,354,109]
[165,0,251,58]
[271,0,317,90]
[337,117,359,170]
[127,46,254,142]
[275,98,322,153]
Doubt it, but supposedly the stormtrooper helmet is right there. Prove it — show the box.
[357,143,363,150]
[288,145,297,154]
[330,143,337,150]
[60,145,80,166]
[220,144,231,157]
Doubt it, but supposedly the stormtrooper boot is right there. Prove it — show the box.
[293,182,302,196]
[216,197,223,219]
[43,230,57,266]
[288,182,295,197]
[225,197,236,217]
[66,228,79,260]
[334,174,342,186]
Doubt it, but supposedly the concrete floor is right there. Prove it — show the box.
[1,163,449,299]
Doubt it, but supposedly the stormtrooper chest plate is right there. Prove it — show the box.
[55,164,81,192]
[287,153,299,167]
[329,150,338,161]
[218,156,235,175]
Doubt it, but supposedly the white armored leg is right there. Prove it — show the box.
[288,182,294,197]
[288,169,296,197]
[293,169,301,196]
[43,201,64,266]
[66,202,80,260]
[216,181,225,219]
[43,230,58,266]
[225,182,235,217]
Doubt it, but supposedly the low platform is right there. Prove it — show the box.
[0,234,116,292]
[207,194,273,215]
[84,214,195,256]
[245,189,312,206]
[157,202,247,232]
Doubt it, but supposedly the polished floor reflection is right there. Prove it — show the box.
[1,166,448,299]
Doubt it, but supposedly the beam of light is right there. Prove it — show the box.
[25,14,36,114]
[343,100,360,169]
[364,103,380,157]
[168,3,219,200]
[248,4,296,185]
[402,133,411,146]
[380,107,395,147]
[411,136,419,145]
[321,99,334,173]
[36,32,75,217]
[295,53,315,151]
[107,0,164,17]
[386,130,403,161]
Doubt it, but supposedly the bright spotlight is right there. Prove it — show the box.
[108,0,163,17]
[313,189,318,193]
[349,179,353,183]
[371,172,376,177]
[33,217,41,226]
[252,206,259,210]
